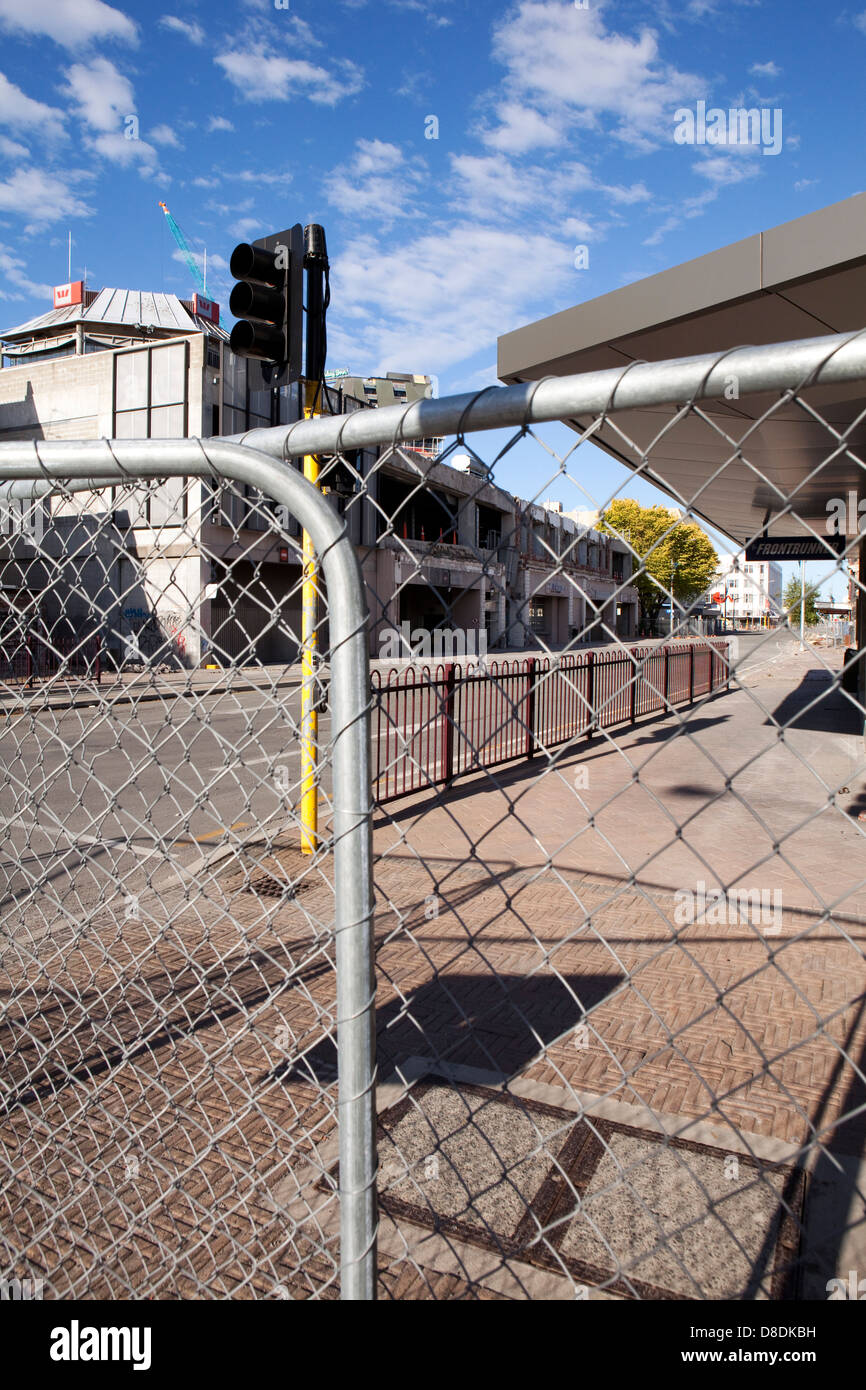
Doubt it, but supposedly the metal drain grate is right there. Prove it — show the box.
[242,873,311,900]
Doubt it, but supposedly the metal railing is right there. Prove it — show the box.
[372,640,729,802]
[0,634,101,685]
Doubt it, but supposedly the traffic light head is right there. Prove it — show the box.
[228,225,303,375]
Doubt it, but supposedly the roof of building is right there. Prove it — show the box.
[496,193,866,546]
[330,372,434,410]
[1,289,228,343]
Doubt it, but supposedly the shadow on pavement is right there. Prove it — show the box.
[280,970,622,1089]
[768,673,864,736]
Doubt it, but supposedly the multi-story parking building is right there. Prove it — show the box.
[0,282,638,666]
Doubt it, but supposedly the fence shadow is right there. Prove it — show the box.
[374,697,731,827]
[279,970,622,1089]
[768,673,864,736]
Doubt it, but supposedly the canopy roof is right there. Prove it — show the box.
[497,194,866,544]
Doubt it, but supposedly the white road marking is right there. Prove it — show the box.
[0,814,168,860]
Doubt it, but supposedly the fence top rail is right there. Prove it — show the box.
[371,640,729,688]
[225,329,866,462]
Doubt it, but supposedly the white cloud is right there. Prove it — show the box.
[854,12,866,34]
[207,197,253,217]
[642,216,681,247]
[87,130,161,175]
[61,57,135,132]
[693,149,762,184]
[0,239,52,297]
[451,140,653,226]
[0,166,93,231]
[389,0,453,23]
[159,14,205,45]
[563,215,601,243]
[490,1,704,152]
[228,167,293,185]
[0,134,27,159]
[215,48,364,105]
[207,115,234,132]
[329,222,574,376]
[150,123,180,147]
[172,247,227,274]
[601,180,652,205]
[449,151,596,220]
[794,177,819,192]
[641,185,724,246]
[0,0,137,48]
[323,139,425,222]
[479,101,563,154]
[749,60,780,77]
[227,216,262,240]
[57,56,162,173]
[0,71,65,132]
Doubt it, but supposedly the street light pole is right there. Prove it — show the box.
[670,558,677,636]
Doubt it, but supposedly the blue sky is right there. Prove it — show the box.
[0,0,861,593]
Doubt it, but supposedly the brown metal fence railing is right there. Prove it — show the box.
[372,640,729,802]
[0,634,101,685]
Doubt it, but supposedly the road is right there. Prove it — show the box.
[0,685,334,945]
[0,627,832,947]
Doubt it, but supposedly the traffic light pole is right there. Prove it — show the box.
[300,383,320,856]
[299,227,328,856]
[227,220,325,856]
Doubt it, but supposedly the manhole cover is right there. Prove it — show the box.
[221,839,322,902]
[244,874,303,900]
[368,1080,804,1300]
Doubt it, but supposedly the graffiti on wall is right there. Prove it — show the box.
[123,607,188,660]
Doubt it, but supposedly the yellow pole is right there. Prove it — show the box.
[300,380,319,854]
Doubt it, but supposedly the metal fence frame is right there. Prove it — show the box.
[2,327,866,1300]
[372,640,730,802]
[0,437,376,1301]
[229,328,866,476]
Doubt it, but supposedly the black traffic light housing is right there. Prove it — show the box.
[229,223,303,380]
[319,449,360,498]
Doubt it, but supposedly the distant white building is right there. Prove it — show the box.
[710,553,783,628]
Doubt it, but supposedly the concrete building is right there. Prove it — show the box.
[0,283,303,667]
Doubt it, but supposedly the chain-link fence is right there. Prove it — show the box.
[1,330,865,1301]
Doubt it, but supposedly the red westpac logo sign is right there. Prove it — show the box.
[53,281,84,308]
[193,293,220,324]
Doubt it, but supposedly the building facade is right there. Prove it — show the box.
[707,553,783,628]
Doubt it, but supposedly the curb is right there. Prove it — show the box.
[0,674,305,716]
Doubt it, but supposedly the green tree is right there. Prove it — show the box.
[598,499,718,636]
[783,575,820,627]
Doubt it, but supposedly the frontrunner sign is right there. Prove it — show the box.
[745,535,846,561]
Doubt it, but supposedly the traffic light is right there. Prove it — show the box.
[228,223,303,377]
[319,449,360,498]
